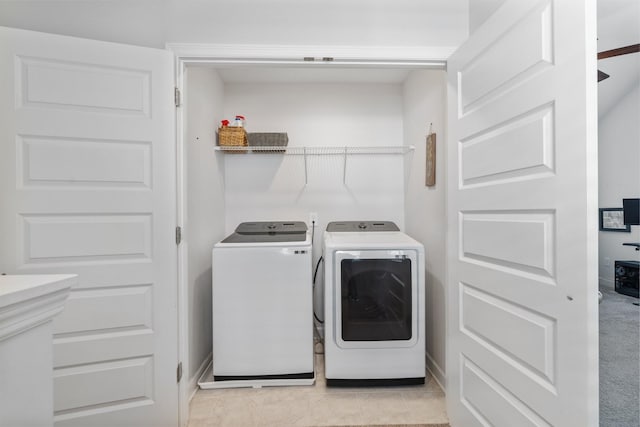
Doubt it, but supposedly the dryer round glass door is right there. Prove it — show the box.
[332,250,419,349]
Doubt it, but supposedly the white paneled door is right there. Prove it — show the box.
[0,27,178,426]
[447,1,598,426]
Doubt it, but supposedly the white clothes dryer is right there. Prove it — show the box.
[211,221,314,383]
[323,221,425,386]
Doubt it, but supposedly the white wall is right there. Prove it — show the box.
[402,70,448,387]
[222,81,406,236]
[598,82,640,287]
[468,0,506,34]
[184,68,227,386]
[598,0,640,119]
[0,1,166,48]
[167,0,467,48]
[0,1,468,49]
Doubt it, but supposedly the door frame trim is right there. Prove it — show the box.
[169,43,452,427]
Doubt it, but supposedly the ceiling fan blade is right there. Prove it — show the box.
[598,43,640,60]
[598,70,610,82]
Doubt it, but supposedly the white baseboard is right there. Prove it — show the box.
[426,351,446,393]
[189,353,212,401]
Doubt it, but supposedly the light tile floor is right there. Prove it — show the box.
[188,355,448,427]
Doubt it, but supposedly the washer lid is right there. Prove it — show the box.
[326,221,400,232]
[221,221,308,243]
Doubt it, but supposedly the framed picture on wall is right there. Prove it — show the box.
[599,208,631,232]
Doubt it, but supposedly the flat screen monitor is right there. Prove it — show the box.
[623,198,640,225]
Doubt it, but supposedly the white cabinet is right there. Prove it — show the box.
[0,274,75,427]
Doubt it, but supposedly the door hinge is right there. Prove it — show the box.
[174,87,181,107]
[176,226,182,245]
[177,362,183,383]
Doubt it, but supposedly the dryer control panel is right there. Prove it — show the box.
[326,221,399,232]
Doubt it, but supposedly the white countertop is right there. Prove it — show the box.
[0,274,77,308]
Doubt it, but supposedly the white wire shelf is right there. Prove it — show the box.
[214,145,415,155]
[215,145,415,185]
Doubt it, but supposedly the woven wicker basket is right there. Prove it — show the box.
[217,127,248,152]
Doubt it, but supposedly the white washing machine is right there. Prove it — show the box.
[211,221,314,384]
[323,221,425,386]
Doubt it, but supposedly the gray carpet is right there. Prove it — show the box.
[599,285,640,427]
